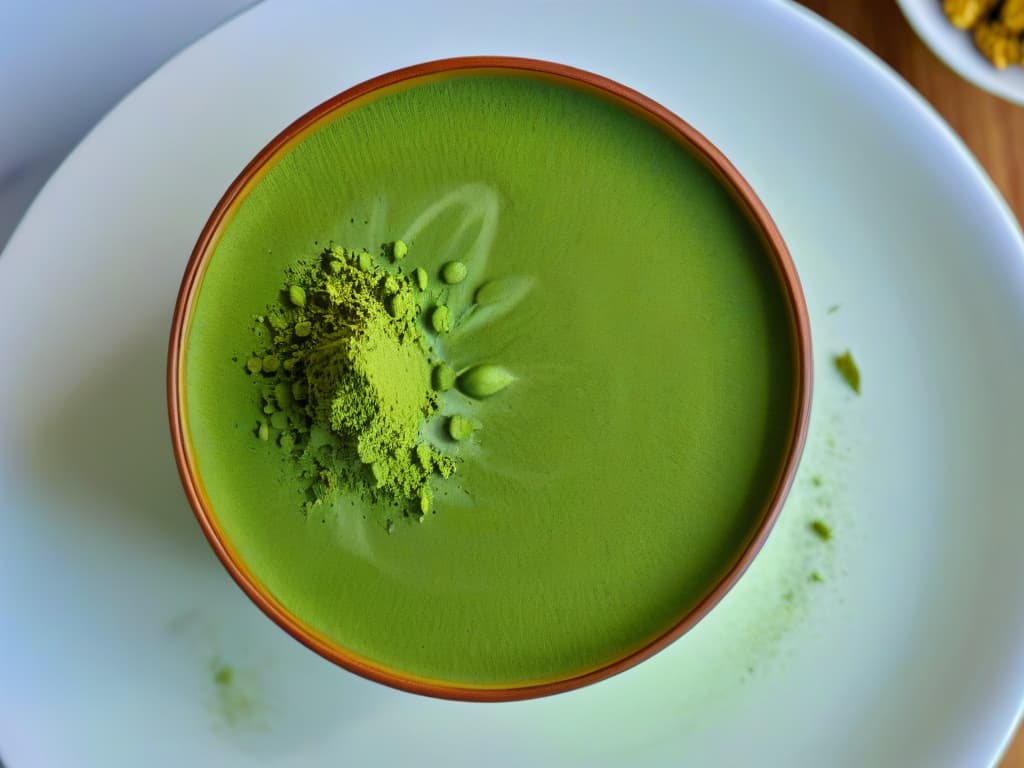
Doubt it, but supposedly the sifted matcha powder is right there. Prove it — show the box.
[248,243,455,517]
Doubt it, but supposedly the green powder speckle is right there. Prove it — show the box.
[214,664,234,686]
[810,519,833,541]
[430,305,451,333]
[431,362,455,392]
[414,267,428,291]
[210,658,260,727]
[441,260,468,284]
[833,350,860,394]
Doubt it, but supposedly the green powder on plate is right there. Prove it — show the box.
[209,657,261,727]
[833,350,861,394]
[810,519,833,541]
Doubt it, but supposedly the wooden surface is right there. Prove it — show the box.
[793,1,1024,765]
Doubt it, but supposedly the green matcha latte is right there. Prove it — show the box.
[180,68,803,689]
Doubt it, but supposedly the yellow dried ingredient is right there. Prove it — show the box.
[1002,0,1024,31]
[943,0,999,28]
[974,21,1023,67]
[941,0,1024,68]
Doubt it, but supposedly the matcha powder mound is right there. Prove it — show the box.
[306,307,435,496]
[247,243,456,517]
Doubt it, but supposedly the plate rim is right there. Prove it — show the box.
[0,0,1022,760]
[786,2,1024,761]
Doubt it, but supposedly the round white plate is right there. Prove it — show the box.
[2,0,1023,765]
[897,0,1024,105]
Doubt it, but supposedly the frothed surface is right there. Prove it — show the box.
[183,71,800,686]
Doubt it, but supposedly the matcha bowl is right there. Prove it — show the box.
[168,57,812,701]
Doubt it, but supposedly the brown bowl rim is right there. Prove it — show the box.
[168,55,813,703]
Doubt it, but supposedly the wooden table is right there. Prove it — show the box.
[794,1,1024,764]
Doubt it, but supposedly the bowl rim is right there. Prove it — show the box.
[167,55,813,702]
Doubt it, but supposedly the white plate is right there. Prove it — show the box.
[2,0,1023,765]
[897,0,1024,105]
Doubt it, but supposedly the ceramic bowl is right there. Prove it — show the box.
[168,56,812,701]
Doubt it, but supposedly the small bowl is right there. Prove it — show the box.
[168,57,812,701]
[897,0,1024,105]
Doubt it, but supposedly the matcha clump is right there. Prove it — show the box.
[247,243,455,515]
[833,350,861,394]
[810,519,833,541]
[441,260,468,285]
[448,414,475,441]
[457,364,516,399]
